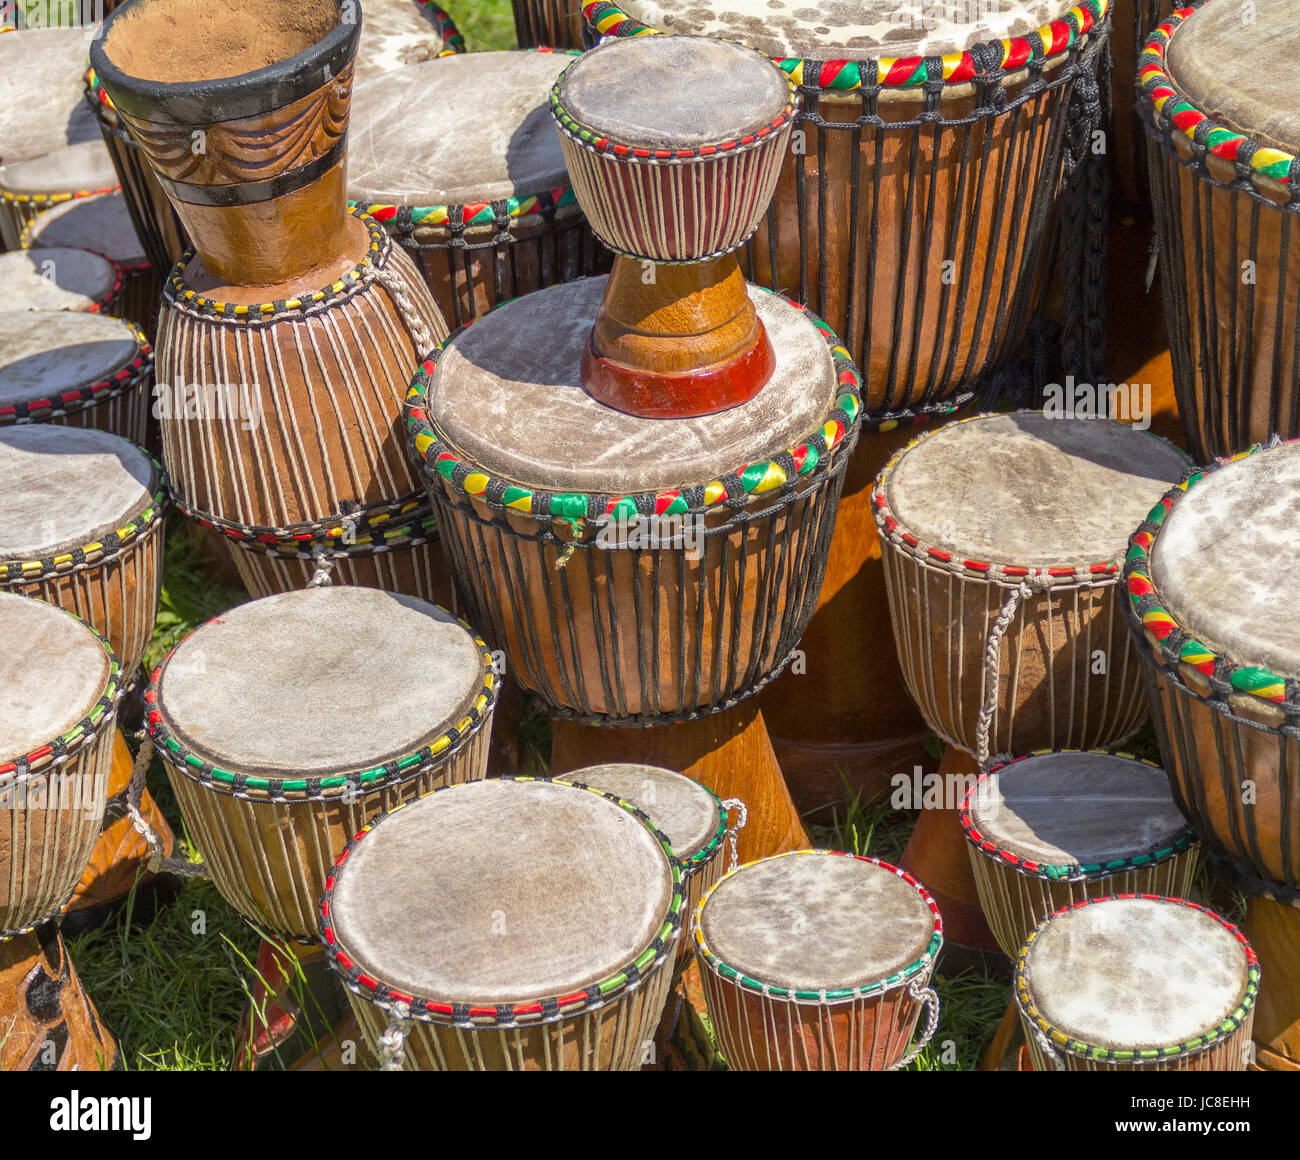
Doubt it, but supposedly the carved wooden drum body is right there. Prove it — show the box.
[874,412,1192,758]
[1142,0,1300,460]
[146,586,497,941]
[0,138,118,251]
[694,850,942,1071]
[961,750,1198,959]
[1015,895,1257,1070]
[320,777,683,1070]
[350,50,607,328]
[0,245,123,314]
[586,0,1112,416]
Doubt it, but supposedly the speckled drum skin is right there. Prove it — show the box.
[147,588,497,941]
[874,412,1192,757]
[0,28,101,173]
[0,138,118,251]
[0,246,122,314]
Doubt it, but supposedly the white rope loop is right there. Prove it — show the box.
[975,578,1034,770]
[721,797,748,873]
[307,545,336,588]
[125,732,209,879]
[890,977,941,1070]
[378,1000,413,1071]
[1034,1027,1069,1072]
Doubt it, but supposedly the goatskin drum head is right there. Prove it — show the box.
[0,310,142,410]
[0,28,101,166]
[0,139,117,197]
[24,190,146,265]
[566,763,720,863]
[0,246,118,311]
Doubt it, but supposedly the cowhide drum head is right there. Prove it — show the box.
[328,778,675,1004]
[567,763,721,863]
[0,426,155,560]
[1020,896,1250,1050]
[355,0,457,81]
[613,0,1071,63]
[556,35,790,149]
[156,587,487,778]
[0,139,117,197]
[968,752,1192,869]
[430,278,836,493]
[699,851,937,992]
[1151,441,1300,681]
[0,592,110,763]
[884,413,1192,567]
[0,311,141,411]
[0,247,118,312]
[0,28,101,166]
[1166,0,1300,156]
[350,52,572,208]
[23,191,146,266]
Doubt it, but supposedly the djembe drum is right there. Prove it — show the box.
[407,36,861,861]
[1015,895,1257,1071]
[1125,437,1300,1069]
[0,138,118,250]
[873,412,1191,950]
[1142,0,1300,461]
[0,591,119,1070]
[0,245,123,314]
[0,25,100,171]
[0,309,152,445]
[91,0,454,602]
[693,850,942,1071]
[349,49,607,328]
[319,776,683,1070]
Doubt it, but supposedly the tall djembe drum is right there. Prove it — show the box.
[0,593,120,1070]
[585,0,1114,812]
[406,35,863,862]
[873,412,1191,953]
[1126,439,1300,1070]
[1142,0,1300,461]
[90,0,454,603]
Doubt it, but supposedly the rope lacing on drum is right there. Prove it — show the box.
[374,261,440,363]
[889,976,942,1070]
[975,577,1046,771]
[721,798,748,873]
[307,544,336,588]
[1033,1027,1068,1072]
[125,733,210,879]
[377,1000,412,1071]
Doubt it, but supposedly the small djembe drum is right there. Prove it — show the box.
[147,585,497,941]
[0,25,101,173]
[0,309,153,445]
[0,245,124,314]
[349,49,607,328]
[0,138,118,250]
[320,776,683,1070]
[512,0,585,51]
[873,412,1191,950]
[92,0,455,603]
[693,850,942,1071]
[1015,895,1258,1071]
[1142,0,1300,460]
[564,763,742,971]
[407,35,860,861]
[1125,437,1300,1069]
[0,591,120,1069]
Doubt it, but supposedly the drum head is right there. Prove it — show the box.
[0,592,111,763]
[698,851,939,993]
[1020,897,1251,1051]
[24,191,146,265]
[1150,441,1300,680]
[1166,0,1300,156]
[967,752,1192,872]
[883,413,1191,568]
[0,247,119,312]
[612,0,1072,63]
[0,311,142,410]
[556,36,790,149]
[349,52,571,206]
[355,0,457,80]
[430,278,837,494]
[0,28,101,166]
[0,426,156,559]
[566,763,721,863]
[327,778,675,1005]
[0,139,118,197]
[157,587,490,778]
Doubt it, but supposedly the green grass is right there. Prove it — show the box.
[446,0,518,51]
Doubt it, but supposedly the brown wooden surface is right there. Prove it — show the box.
[1242,896,1300,1071]
[551,699,808,865]
[512,0,586,50]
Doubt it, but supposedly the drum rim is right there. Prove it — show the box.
[0,244,125,315]
[1014,892,1260,1063]
[0,597,121,784]
[0,181,119,208]
[872,410,1193,584]
[583,0,1110,94]
[1124,440,1300,717]
[144,603,499,798]
[0,315,151,425]
[18,191,148,265]
[0,442,165,584]
[692,850,943,1004]
[404,284,862,523]
[318,774,686,1027]
[959,748,1198,883]
[550,38,797,163]
[1139,3,1300,207]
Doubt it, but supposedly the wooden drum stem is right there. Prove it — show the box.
[1242,896,1300,1071]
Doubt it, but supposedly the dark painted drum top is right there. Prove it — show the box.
[24,191,146,265]
[0,247,119,312]
[0,311,142,409]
